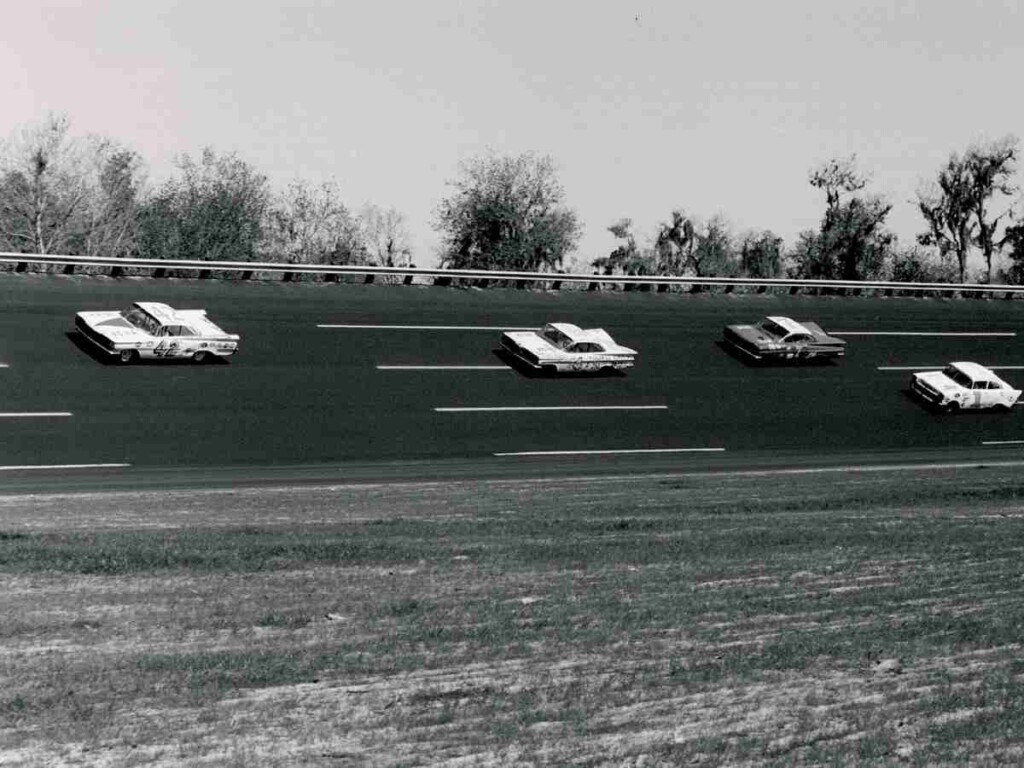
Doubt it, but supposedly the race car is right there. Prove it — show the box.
[909,361,1021,412]
[722,315,846,362]
[501,322,637,373]
[74,302,239,364]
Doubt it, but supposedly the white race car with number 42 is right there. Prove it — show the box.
[75,302,240,364]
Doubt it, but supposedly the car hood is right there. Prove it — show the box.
[77,311,151,343]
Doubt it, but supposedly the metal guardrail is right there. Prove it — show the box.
[2,251,1022,297]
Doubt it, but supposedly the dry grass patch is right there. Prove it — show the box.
[4,466,1024,764]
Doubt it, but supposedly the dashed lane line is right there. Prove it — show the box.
[379,365,510,370]
[0,412,73,418]
[832,331,1016,337]
[0,463,129,472]
[437,405,668,413]
[495,447,724,457]
[318,324,537,330]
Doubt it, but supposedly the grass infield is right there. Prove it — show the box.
[3,466,1024,765]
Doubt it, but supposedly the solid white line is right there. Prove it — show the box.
[319,324,537,330]
[0,363,8,368]
[495,447,724,456]
[379,365,510,371]
[982,440,1024,446]
[0,463,130,471]
[833,331,1016,337]
[0,412,72,418]
[437,405,668,413]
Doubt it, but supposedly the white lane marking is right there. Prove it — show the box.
[319,324,537,330]
[0,412,72,418]
[878,365,1024,371]
[0,463,130,471]
[0,363,8,368]
[379,365,510,371]
[495,447,723,456]
[833,331,1016,337]
[437,405,668,413]
[982,440,1024,445]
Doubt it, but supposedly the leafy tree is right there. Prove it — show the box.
[262,180,365,264]
[137,148,270,262]
[434,152,581,271]
[791,156,894,280]
[653,211,738,277]
[738,230,784,278]
[1002,222,1024,284]
[888,244,957,283]
[592,218,654,275]
[359,204,413,267]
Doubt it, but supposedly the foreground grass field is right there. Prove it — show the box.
[3,464,1024,765]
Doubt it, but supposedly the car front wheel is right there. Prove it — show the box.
[118,349,137,364]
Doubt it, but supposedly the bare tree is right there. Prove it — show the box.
[0,115,93,254]
[262,180,365,264]
[965,136,1018,282]
[359,204,413,267]
[917,157,976,283]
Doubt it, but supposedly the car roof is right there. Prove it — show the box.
[545,322,618,346]
[134,302,182,326]
[948,361,1000,381]
[546,322,584,338]
[765,316,811,335]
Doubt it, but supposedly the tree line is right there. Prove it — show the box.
[0,115,413,267]
[1,115,1021,283]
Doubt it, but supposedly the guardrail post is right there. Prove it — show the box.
[723,285,734,294]
[403,274,414,285]
[434,275,452,287]
[364,273,375,284]
[110,265,123,278]
[16,261,27,272]
[63,263,76,275]
[241,270,253,281]
[153,267,166,278]
[756,285,766,294]
[657,283,669,293]
[789,285,800,295]
[199,269,211,280]
[588,280,600,291]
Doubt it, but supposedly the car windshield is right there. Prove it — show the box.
[757,319,789,339]
[943,365,974,388]
[122,306,161,335]
[542,326,572,350]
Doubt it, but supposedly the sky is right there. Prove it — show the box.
[2,0,1022,270]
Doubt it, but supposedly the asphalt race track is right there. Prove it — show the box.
[3,273,1024,490]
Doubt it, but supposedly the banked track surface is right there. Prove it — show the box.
[3,274,1024,491]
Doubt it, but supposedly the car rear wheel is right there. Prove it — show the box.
[118,349,137,364]
[192,350,208,364]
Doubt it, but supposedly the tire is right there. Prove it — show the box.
[945,401,961,413]
[192,350,208,364]
[118,349,137,364]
